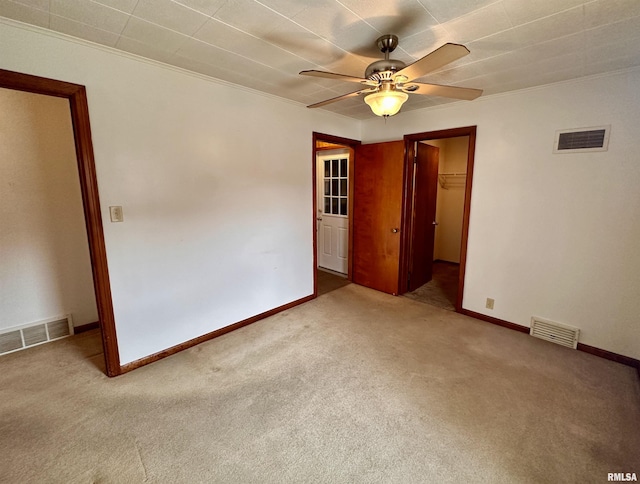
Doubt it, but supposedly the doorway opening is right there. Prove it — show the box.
[0,69,120,376]
[400,127,477,312]
[312,132,360,297]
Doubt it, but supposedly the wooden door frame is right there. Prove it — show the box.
[0,68,121,377]
[400,126,477,312]
[312,132,360,297]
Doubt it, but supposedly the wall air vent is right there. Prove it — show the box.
[553,125,610,153]
[530,317,579,349]
[0,315,74,356]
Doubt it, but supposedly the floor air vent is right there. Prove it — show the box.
[0,315,74,356]
[530,317,579,349]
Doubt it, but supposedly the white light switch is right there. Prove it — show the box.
[109,206,123,222]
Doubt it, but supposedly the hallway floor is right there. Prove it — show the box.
[317,268,350,296]
[403,261,459,311]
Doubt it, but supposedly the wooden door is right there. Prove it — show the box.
[317,151,349,274]
[408,143,440,291]
[352,141,405,295]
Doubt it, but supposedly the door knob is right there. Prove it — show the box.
[317,217,323,221]
[391,228,400,233]
[432,221,439,225]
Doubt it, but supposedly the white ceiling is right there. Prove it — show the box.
[2,0,640,119]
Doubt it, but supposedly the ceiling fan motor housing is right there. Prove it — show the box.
[365,59,407,80]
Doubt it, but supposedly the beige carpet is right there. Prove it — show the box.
[1,284,639,483]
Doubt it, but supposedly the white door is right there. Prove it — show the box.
[317,151,349,274]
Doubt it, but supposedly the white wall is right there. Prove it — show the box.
[0,88,98,330]
[3,20,638,364]
[363,69,640,360]
[433,137,468,263]
[0,20,360,364]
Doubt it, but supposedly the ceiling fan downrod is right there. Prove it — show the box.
[377,34,399,59]
[365,34,407,80]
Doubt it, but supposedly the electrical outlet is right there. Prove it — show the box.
[109,206,123,223]
[486,298,495,310]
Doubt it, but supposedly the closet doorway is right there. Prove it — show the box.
[401,127,477,312]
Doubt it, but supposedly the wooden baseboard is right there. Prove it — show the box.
[74,321,100,333]
[459,309,529,334]
[119,294,315,375]
[577,342,640,370]
[459,309,640,373]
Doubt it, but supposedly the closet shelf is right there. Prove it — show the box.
[438,173,466,189]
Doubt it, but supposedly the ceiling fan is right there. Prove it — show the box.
[300,35,482,117]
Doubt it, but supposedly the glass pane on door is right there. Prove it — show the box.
[340,158,347,177]
[321,156,349,218]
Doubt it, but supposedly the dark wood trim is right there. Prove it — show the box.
[316,145,348,152]
[312,134,318,298]
[406,126,477,141]
[312,132,361,296]
[398,141,415,295]
[314,132,362,147]
[0,68,80,97]
[461,309,640,372]
[401,126,477,310]
[347,146,355,281]
[69,86,120,377]
[458,128,477,312]
[459,309,530,334]
[74,321,100,333]
[576,343,640,370]
[0,69,121,377]
[120,294,315,374]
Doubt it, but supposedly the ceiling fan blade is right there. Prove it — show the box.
[394,43,470,82]
[300,70,378,86]
[403,82,482,100]
[307,88,374,108]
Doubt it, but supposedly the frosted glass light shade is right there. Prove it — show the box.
[364,90,409,117]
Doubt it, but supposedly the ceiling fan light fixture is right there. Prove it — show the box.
[364,89,408,117]
[300,38,481,115]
